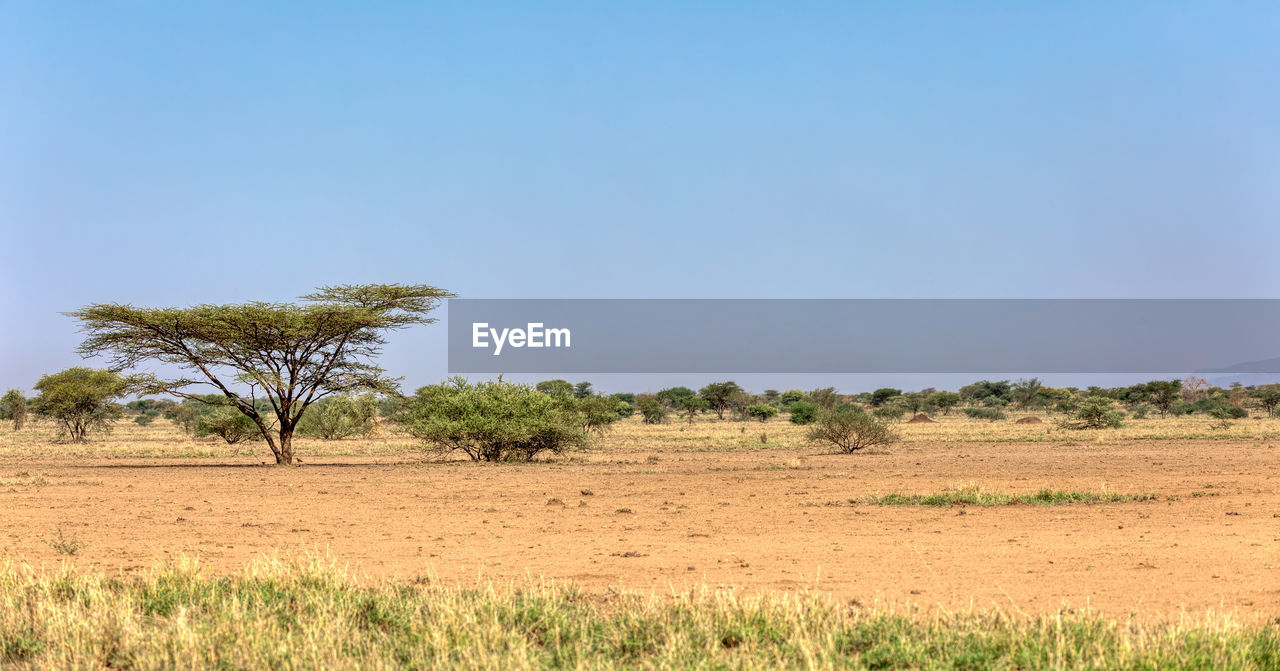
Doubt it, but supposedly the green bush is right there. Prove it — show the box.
[807,405,898,453]
[745,404,778,422]
[872,403,906,421]
[636,395,668,424]
[674,395,708,423]
[574,394,621,434]
[2,389,28,431]
[1130,404,1150,419]
[1062,397,1124,429]
[193,406,262,444]
[963,407,1006,421]
[613,400,634,418]
[869,388,901,407]
[787,400,819,425]
[778,389,806,409]
[394,378,589,461]
[296,394,378,440]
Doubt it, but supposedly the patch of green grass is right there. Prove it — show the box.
[857,487,1160,507]
[0,555,1274,670]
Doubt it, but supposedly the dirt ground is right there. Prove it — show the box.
[3,429,1277,620]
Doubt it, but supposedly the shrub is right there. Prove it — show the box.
[1260,388,1280,416]
[394,378,589,461]
[636,395,668,424]
[806,387,839,410]
[778,389,806,409]
[194,406,262,444]
[787,400,819,425]
[296,394,378,440]
[927,391,961,415]
[873,403,907,421]
[31,368,127,442]
[674,395,708,424]
[1,389,27,431]
[613,400,634,418]
[575,395,621,434]
[134,413,156,426]
[807,405,898,453]
[1130,404,1150,419]
[869,388,901,407]
[655,387,696,405]
[745,404,778,422]
[963,407,1006,421]
[1062,397,1124,429]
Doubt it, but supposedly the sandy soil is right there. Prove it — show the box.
[2,438,1277,619]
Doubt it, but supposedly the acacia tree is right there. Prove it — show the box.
[32,368,127,442]
[698,381,743,419]
[70,284,452,465]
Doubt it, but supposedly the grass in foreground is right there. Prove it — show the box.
[857,486,1161,507]
[1,556,1276,670]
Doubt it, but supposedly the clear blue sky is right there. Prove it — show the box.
[2,2,1277,394]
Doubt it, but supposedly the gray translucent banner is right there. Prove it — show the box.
[447,299,1280,374]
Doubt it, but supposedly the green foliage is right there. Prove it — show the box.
[1259,388,1280,416]
[655,386,696,405]
[133,413,156,426]
[609,392,635,405]
[613,400,634,419]
[698,382,743,419]
[805,387,839,410]
[534,379,574,396]
[744,404,778,422]
[71,283,451,465]
[900,392,929,414]
[635,395,668,424]
[163,403,198,433]
[572,381,594,399]
[807,405,898,453]
[1064,397,1125,429]
[960,380,1013,405]
[927,391,961,415]
[1,389,27,431]
[726,390,754,421]
[574,394,621,434]
[31,368,128,443]
[1144,380,1183,417]
[777,389,806,408]
[1130,404,1150,419]
[962,407,1006,421]
[394,378,589,461]
[787,400,819,425]
[194,406,263,444]
[872,403,907,421]
[868,388,901,407]
[673,395,708,424]
[1011,377,1044,408]
[296,394,378,440]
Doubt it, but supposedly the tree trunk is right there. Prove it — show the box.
[276,429,294,465]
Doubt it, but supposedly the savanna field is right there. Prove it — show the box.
[1,412,1278,669]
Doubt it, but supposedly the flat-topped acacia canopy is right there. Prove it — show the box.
[69,283,453,464]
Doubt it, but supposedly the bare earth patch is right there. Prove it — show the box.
[2,424,1277,620]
